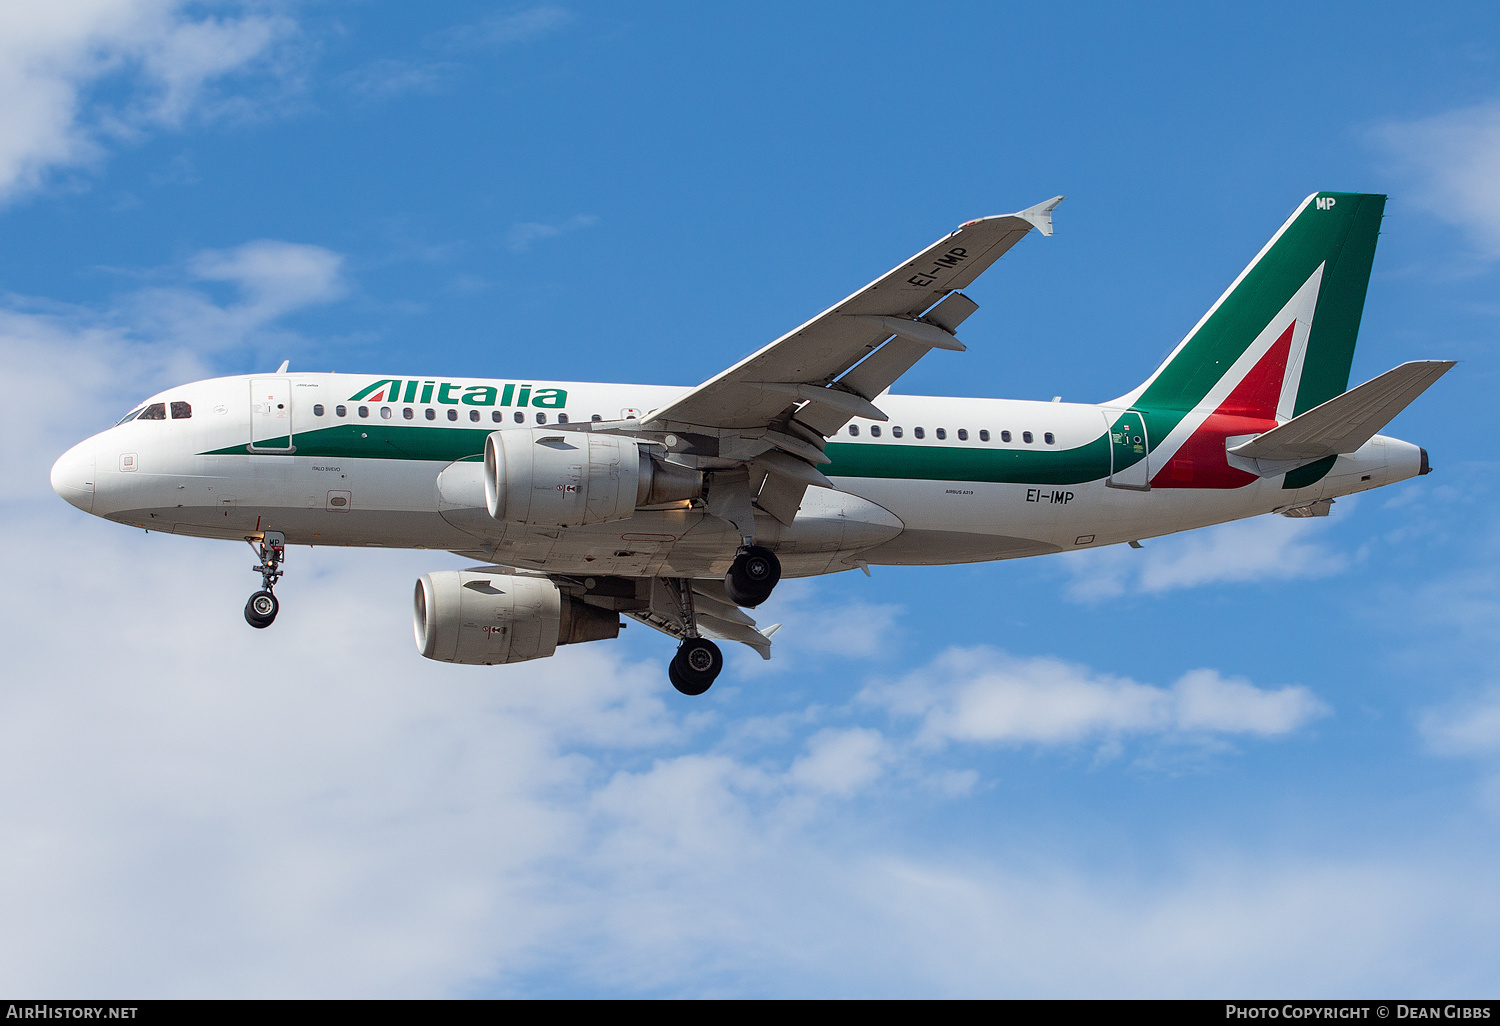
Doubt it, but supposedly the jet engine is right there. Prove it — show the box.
[414,569,622,665]
[483,428,701,527]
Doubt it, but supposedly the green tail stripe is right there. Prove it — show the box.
[1136,192,1385,439]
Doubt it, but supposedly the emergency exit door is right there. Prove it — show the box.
[250,378,294,450]
[1104,409,1150,490]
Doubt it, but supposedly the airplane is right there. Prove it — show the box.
[50,191,1452,695]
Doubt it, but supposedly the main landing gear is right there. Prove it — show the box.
[724,545,781,607]
[669,637,723,697]
[664,577,725,696]
[244,532,285,629]
[661,547,779,696]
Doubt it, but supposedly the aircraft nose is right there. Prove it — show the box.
[50,441,96,513]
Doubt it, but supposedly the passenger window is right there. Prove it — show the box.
[979,430,989,441]
[1001,430,1011,442]
[870,425,882,437]
[848,424,859,436]
[1045,432,1055,444]
[514,412,524,423]
[403,407,414,420]
[469,409,480,422]
[313,404,325,417]
[138,403,166,420]
[336,405,347,418]
[358,406,369,418]
[536,412,547,424]
[447,409,458,421]
[958,429,968,441]
[936,428,946,440]
[913,427,924,439]
[492,411,503,422]
[380,407,392,420]
[558,413,569,424]
[116,406,146,425]
[1023,431,1034,443]
[892,426,903,438]
[425,408,436,421]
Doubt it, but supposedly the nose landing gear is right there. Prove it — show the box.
[244,532,285,629]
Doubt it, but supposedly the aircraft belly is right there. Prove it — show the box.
[834,477,1088,561]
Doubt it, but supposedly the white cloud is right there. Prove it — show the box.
[862,648,1328,747]
[0,0,296,204]
[506,214,598,253]
[2,238,346,499]
[729,580,904,670]
[1371,101,1500,257]
[339,58,453,102]
[788,728,890,796]
[433,6,575,52]
[127,238,346,351]
[1061,513,1349,601]
[188,238,347,318]
[1421,690,1500,758]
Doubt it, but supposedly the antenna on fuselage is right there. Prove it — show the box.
[276,360,290,373]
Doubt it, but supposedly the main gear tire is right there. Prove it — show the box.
[669,637,723,695]
[724,545,781,607]
[244,590,279,629]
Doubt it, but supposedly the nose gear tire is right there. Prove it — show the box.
[724,545,781,607]
[669,637,723,695]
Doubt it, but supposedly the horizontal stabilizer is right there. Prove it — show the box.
[1227,360,1454,470]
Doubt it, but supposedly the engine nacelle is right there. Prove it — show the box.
[413,570,621,665]
[483,428,701,527]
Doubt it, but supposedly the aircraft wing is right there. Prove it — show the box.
[643,196,1063,438]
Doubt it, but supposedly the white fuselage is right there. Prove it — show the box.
[50,371,1423,579]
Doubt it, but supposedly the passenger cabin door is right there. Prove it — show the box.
[250,378,294,451]
[1104,409,1149,490]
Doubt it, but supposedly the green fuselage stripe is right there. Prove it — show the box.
[203,424,1114,485]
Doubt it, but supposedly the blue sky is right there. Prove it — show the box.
[3,0,1500,997]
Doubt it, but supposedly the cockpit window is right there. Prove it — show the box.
[116,406,146,425]
[137,403,167,421]
[170,401,191,419]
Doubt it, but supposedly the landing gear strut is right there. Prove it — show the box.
[661,577,725,695]
[724,545,781,607]
[669,637,723,696]
[244,531,285,629]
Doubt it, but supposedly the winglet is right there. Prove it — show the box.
[1017,195,1065,237]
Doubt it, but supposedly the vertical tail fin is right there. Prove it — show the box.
[1117,192,1385,430]
[1115,192,1386,490]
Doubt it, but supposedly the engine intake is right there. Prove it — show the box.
[414,570,621,665]
[483,428,701,527]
